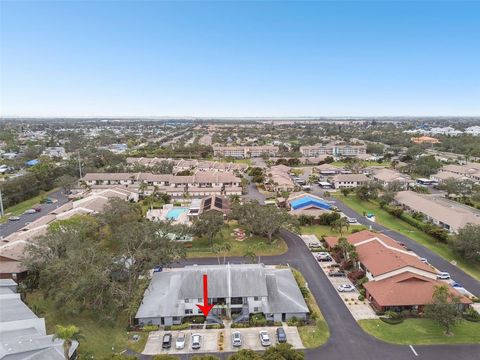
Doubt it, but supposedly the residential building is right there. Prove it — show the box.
[394,191,480,233]
[323,230,471,312]
[465,126,480,136]
[331,174,369,188]
[287,193,333,216]
[213,146,279,158]
[299,143,366,157]
[42,146,68,159]
[135,264,309,326]
[80,171,242,197]
[315,164,343,175]
[437,163,480,183]
[411,136,440,144]
[0,279,79,360]
[371,168,414,189]
[265,165,295,192]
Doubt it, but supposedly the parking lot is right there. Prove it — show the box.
[142,325,303,355]
[300,235,378,321]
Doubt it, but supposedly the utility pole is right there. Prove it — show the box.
[0,189,4,218]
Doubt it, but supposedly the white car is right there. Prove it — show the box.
[346,217,357,224]
[437,272,451,280]
[337,284,355,292]
[232,331,242,347]
[175,332,186,350]
[419,257,428,263]
[24,209,36,214]
[259,331,271,347]
[191,333,201,349]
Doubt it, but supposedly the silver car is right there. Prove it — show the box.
[232,331,242,347]
[259,330,271,347]
[191,333,201,349]
[175,332,186,350]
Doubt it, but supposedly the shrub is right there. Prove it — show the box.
[183,315,205,324]
[171,323,190,330]
[142,325,159,332]
[299,286,310,298]
[250,313,267,327]
[463,307,480,322]
[286,316,305,326]
[206,324,224,329]
[380,316,404,325]
[358,294,365,301]
[231,322,250,328]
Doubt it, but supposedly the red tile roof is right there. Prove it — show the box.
[364,272,471,307]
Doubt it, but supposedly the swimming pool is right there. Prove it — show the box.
[290,195,332,210]
[166,207,189,220]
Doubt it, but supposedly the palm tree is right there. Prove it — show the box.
[330,217,350,235]
[52,325,83,360]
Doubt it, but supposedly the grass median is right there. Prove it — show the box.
[359,318,480,345]
[334,194,480,280]
[291,268,330,348]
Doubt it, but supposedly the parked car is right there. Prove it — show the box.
[33,207,42,212]
[191,333,201,349]
[328,270,346,277]
[346,217,357,224]
[259,331,271,347]
[41,198,53,204]
[232,331,242,347]
[175,332,186,349]
[24,209,36,214]
[276,327,287,343]
[8,216,21,221]
[316,253,332,262]
[309,242,323,250]
[338,284,355,292]
[162,333,172,349]
[437,272,451,280]
[419,257,428,263]
[153,265,163,273]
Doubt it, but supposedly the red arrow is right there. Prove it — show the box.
[196,274,214,317]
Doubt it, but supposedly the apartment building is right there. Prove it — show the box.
[331,174,369,188]
[394,191,480,233]
[81,171,242,197]
[135,264,308,326]
[371,168,414,189]
[213,145,279,158]
[299,143,367,157]
[437,163,480,183]
[126,157,248,173]
[324,231,471,312]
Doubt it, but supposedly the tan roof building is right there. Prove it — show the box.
[372,168,414,187]
[394,191,480,233]
[331,174,369,189]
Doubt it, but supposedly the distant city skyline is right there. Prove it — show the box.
[1,1,479,117]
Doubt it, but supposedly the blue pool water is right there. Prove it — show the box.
[290,196,332,210]
[166,207,189,220]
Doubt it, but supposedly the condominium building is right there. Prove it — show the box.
[299,143,367,157]
[213,145,279,158]
[135,264,308,326]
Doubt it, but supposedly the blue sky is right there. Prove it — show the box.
[1,1,479,117]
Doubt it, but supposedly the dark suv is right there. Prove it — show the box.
[276,327,287,343]
[162,333,172,349]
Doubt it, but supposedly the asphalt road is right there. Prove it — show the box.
[0,190,69,239]
[142,230,479,360]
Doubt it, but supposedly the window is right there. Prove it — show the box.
[253,296,260,301]
[185,299,190,303]
[185,309,193,315]
[254,307,260,312]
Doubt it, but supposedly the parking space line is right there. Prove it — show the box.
[409,345,418,356]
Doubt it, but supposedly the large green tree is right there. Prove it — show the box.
[193,210,226,250]
[453,224,480,263]
[425,285,462,335]
[23,199,188,323]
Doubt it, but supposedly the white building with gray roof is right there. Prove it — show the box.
[135,264,309,326]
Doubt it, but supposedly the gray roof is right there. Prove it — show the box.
[0,328,78,360]
[136,264,308,319]
[0,280,17,288]
[0,297,38,323]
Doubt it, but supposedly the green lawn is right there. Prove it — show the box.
[291,268,330,348]
[335,194,480,280]
[300,224,367,238]
[25,291,146,357]
[359,318,480,345]
[186,225,288,258]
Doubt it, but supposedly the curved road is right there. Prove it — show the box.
[163,229,479,360]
